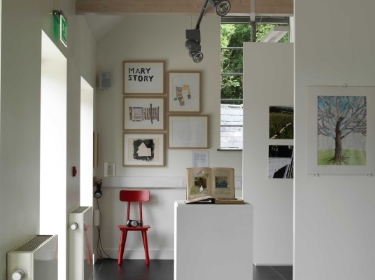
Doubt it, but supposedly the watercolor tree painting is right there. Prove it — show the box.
[317,96,367,165]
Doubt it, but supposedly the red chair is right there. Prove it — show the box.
[117,190,151,265]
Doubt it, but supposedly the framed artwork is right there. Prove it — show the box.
[307,86,375,175]
[168,72,201,113]
[123,61,164,94]
[269,106,294,139]
[123,132,165,167]
[168,115,209,149]
[123,96,165,131]
[268,145,294,179]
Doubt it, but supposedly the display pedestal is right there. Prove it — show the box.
[174,201,253,280]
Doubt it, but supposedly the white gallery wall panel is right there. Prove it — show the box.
[243,43,293,265]
[295,0,375,279]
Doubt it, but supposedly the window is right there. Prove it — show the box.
[219,18,289,150]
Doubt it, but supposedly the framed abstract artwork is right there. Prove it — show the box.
[168,72,201,113]
[123,132,165,167]
[168,115,209,149]
[123,61,164,94]
[123,96,165,131]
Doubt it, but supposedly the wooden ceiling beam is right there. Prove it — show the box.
[76,0,293,16]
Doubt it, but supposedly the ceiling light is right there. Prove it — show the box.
[185,0,231,63]
[211,0,231,16]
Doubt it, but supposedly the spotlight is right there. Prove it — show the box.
[212,0,231,16]
[184,0,231,63]
[185,29,204,63]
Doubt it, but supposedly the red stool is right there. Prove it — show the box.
[117,190,151,265]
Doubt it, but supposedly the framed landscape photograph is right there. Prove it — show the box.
[168,72,201,113]
[123,61,164,95]
[123,132,165,167]
[269,106,294,139]
[123,96,165,131]
[168,115,209,149]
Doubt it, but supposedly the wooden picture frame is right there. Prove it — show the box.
[123,61,164,95]
[123,132,165,167]
[168,115,209,149]
[123,96,165,131]
[168,71,201,113]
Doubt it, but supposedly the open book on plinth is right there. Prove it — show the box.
[186,167,236,202]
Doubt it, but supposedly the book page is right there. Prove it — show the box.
[211,168,235,199]
[186,168,212,200]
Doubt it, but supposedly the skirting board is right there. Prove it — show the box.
[102,176,243,189]
[254,263,293,266]
[102,249,174,260]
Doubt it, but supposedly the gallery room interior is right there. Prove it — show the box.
[1,0,375,279]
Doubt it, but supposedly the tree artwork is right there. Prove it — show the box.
[317,96,367,165]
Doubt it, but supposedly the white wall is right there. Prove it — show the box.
[243,43,293,265]
[0,0,97,277]
[294,0,375,279]
[96,15,242,258]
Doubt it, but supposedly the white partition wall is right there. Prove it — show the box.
[294,0,375,279]
[80,77,94,207]
[40,31,67,279]
[242,43,293,265]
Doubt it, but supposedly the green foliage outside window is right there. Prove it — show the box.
[220,23,288,103]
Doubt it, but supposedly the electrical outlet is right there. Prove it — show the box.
[181,179,186,188]
[104,162,115,177]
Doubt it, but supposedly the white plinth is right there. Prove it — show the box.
[174,201,253,280]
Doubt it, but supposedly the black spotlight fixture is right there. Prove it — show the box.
[185,0,231,63]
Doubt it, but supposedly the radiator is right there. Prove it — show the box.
[7,235,58,280]
[69,206,93,280]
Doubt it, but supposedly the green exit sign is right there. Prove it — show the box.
[60,13,67,47]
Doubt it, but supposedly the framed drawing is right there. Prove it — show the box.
[123,96,165,131]
[168,115,209,149]
[123,61,164,94]
[168,72,201,113]
[123,132,165,167]
[307,86,375,175]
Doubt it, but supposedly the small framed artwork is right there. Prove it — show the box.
[123,61,164,95]
[168,115,209,149]
[168,72,201,113]
[123,132,165,167]
[123,96,165,131]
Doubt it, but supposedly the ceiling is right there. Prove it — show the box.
[81,0,293,43]
[84,15,126,42]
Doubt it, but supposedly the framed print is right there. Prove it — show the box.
[123,96,165,131]
[307,86,375,175]
[168,72,201,113]
[123,61,164,94]
[168,115,209,149]
[123,132,165,167]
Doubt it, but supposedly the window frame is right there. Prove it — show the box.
[219,17,290,151]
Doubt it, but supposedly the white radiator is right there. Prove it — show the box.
[69,206,93,280]
[7,235,58,280]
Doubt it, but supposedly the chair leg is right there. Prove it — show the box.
[141,231,150,265]
[118,230,128,265]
